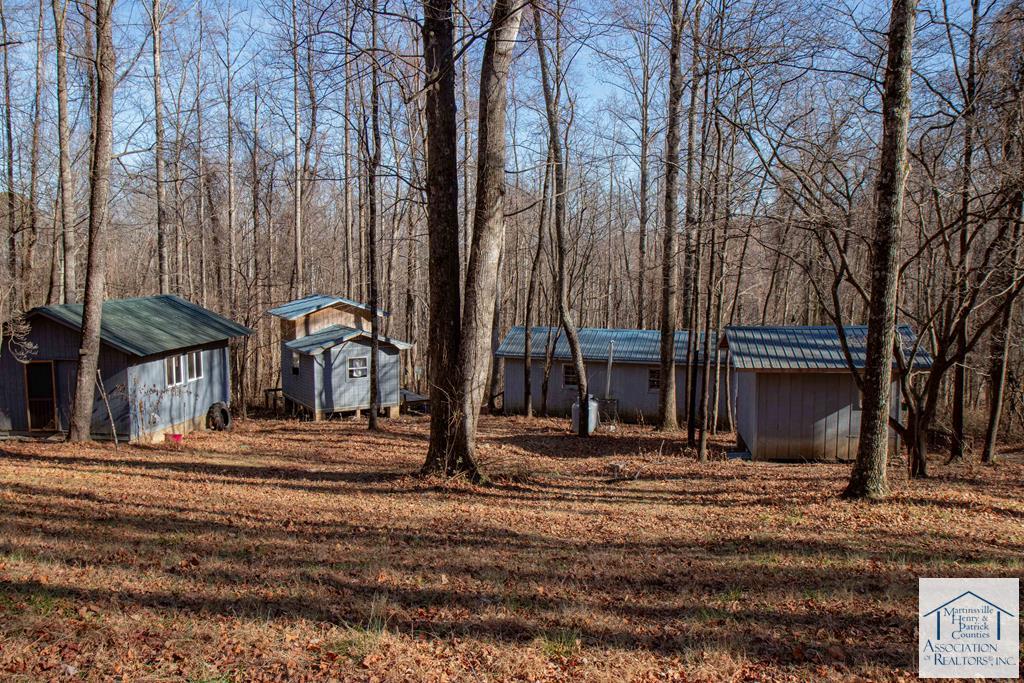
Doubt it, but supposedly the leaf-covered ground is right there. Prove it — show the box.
[0,416,1021,681]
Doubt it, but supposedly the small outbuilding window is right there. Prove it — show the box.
[165,355,184,387]
[186,351,203,382]
[291,351,300,376]
[648,367,661,391]
[562,364,579,388]
[348,357,369,379]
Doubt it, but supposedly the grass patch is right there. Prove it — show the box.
[536,628,581,659]
[327,592,390,661]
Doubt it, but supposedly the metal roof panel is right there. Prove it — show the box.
[284,324,412,355]
[724,324,932,371]
[495,326,716,365]
[267,294,387,320]
[30,295,252,357]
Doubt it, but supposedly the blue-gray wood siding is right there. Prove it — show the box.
[503,358,729,423]
[1,317,231,440]
[0,316,130,436]
[128,344,230,439]
[732,370,900,462]
[281,347,318,410]
[280,339,400,413]
[315,340,399,412]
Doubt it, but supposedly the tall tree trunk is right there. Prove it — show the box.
[421,0,464,472]
[69,0,115,442]
[982,258,1019,464]
[637,75,650,329]
[225,5,236,312]
[534,1,589,436]
[250,83,261,405]
[195,8,208,307]
[366,3,382,432]
[444,0,523,476]
[697,120,723,461]
[53,0,76,303]
[47,199,61,304]
[27,0,44,308]
[523,145,552,417]
[683,0,702,445]
[951,0,980,462]
[343,8,353,296]
[982,138,1023,463]
[657,0,685,431]
[291,0,304,298]
[0,0,15,307]
[844,0,918,498]
[152,0,170,292]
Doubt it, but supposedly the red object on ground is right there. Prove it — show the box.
[167,433,183,444]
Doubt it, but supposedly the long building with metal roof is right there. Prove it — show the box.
[496,325,726,424]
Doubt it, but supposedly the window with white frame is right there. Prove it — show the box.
[648,367,661,391]
[165,352,205,387]
[348,356,368,379]
[165,355,184,387]
[186,350,203,382]
[563,363,579,388]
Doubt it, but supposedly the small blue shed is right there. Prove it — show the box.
[0,295,251,442]
[722,325,932,462]
[495,326,728,424]
[268,294,411,419]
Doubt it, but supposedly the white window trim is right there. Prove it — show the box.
[347,356,369,380]
[562,363,579,390]
[186,350,204,382]
[165,355,185,387]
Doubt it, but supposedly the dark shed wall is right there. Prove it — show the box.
[129,344,230,439]
[0,316,130,436]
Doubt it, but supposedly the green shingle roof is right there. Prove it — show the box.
[30,295,251,357]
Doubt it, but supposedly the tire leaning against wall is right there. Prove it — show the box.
[206,402,232,431]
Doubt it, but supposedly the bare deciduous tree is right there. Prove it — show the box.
[69,0,116,442]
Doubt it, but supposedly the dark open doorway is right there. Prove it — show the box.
[25,361,57,431]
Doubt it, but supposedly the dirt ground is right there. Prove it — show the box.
[0,415,1021,682]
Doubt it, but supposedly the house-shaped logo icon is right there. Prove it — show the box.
[919,578,1019,679]
[922,590,1017,640]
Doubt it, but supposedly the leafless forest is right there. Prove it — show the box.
[1,0,1022,476]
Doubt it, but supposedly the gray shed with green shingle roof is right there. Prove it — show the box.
[0,295,251,442]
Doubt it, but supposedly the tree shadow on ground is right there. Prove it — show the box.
[1,417,1021,678]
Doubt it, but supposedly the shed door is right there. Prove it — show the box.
[25,361,57,431]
